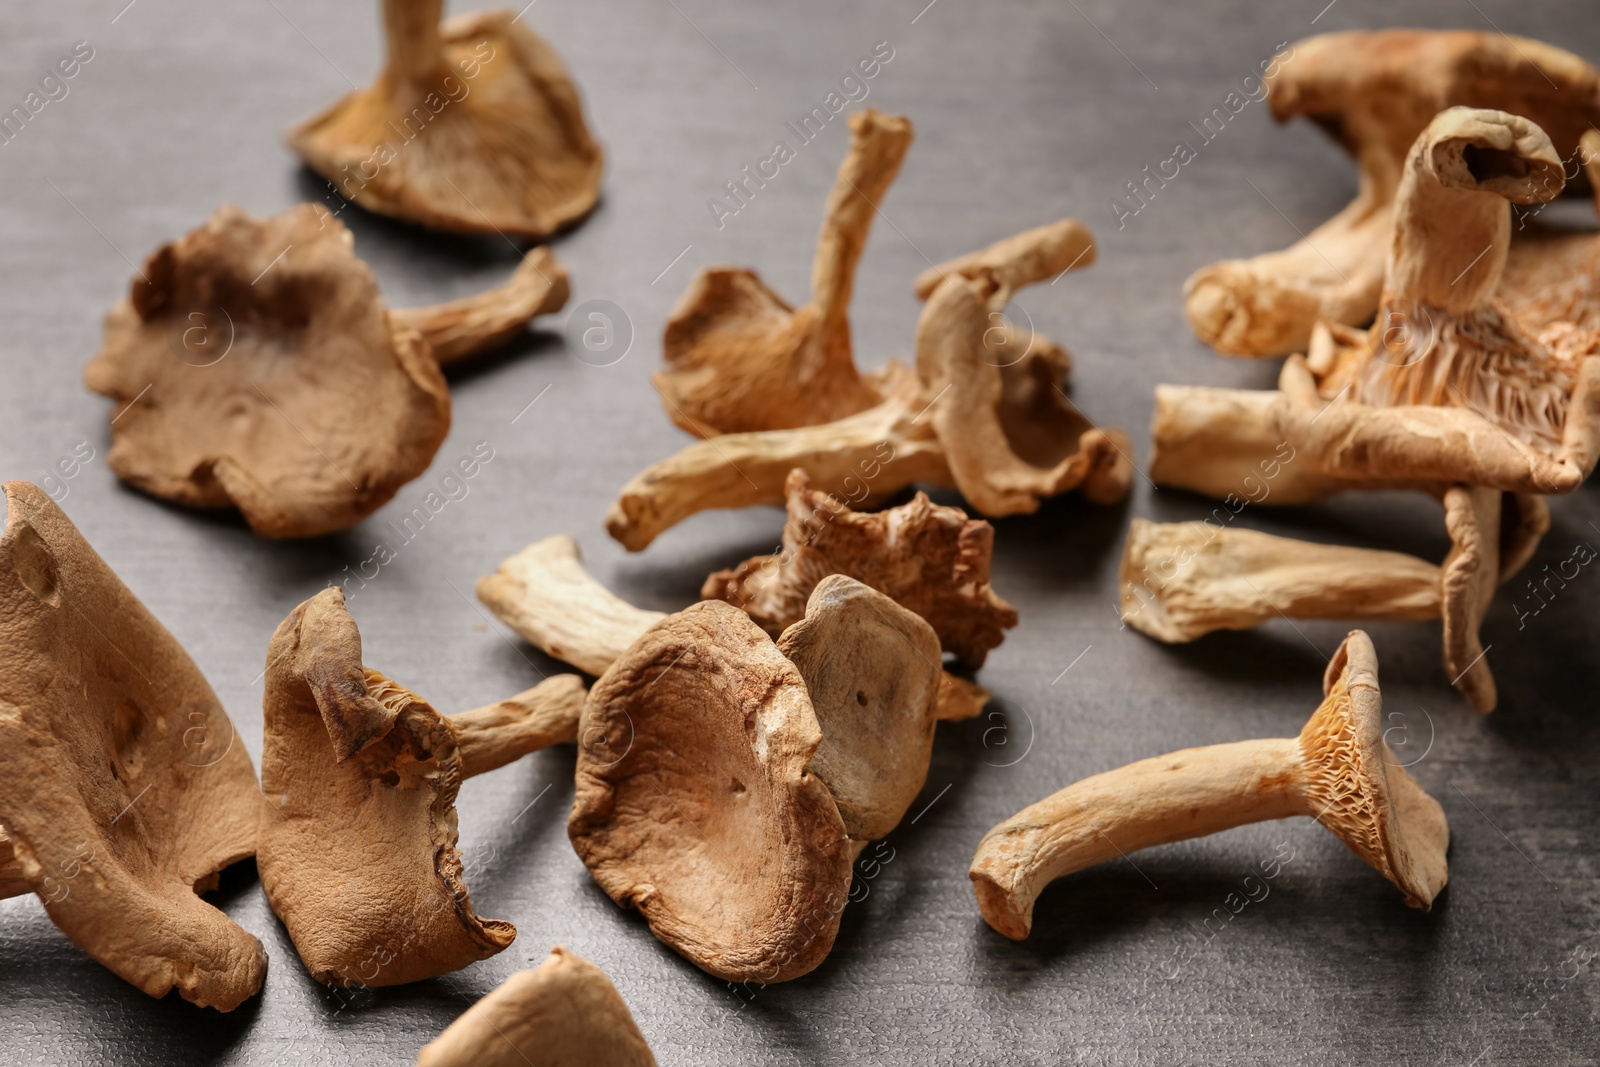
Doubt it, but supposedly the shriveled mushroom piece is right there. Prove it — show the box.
[971,631,1448,940]
[1185,30,1600,358]
[0,482,265,1010]
[289,0,602,237]
[569,601,852,982]
[705,469,1017,669]
[85,204,569,538]
[258,588,586,986]
[657,110,912,435]
[416,947,655,1067]
[608,219,1131,549]
[476,528,990,721]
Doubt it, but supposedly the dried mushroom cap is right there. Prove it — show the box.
[86,205,569,537]
[970,631,1448,940]
[258,588,586,986]
[569,601,850,983]
[657,110,911,435]
[1273,110,1600,492]
[416,946,655,1067]
[289,0,602,237]
[1186,29,1600,357]
[0,482,265,1009]
[776,576,942,842]
[477,535,666,675]
[705,469,1018,669]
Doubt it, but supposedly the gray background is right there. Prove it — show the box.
[1,1,1597,1064]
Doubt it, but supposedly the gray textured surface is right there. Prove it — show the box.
[2,1,1598,1064]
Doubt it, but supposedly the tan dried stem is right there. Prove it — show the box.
[971,631,1448,940]
[657,110,912,435]
[0,482,266,1010]
[1185,30,1600,358]
[416,947,656,1067]
[289,0,602,237]
[392,246,570,364]
[913,218,1095,301]
[258,588,586,986]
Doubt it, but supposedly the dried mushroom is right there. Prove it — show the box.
[568,600,852,983]
[86,204,568,538]
[1185,29,1600,357]
[705,469,1017,669]
[416,947,655,1067]
[258,588,586,987]
[0,482,265,1010]
[609,218,1130,550]
[971,631,1448,940]
[657,110,912,435]
[289,0,602,237]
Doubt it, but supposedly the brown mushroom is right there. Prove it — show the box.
[656,110,912,436]
[289,0,602,237]
[257,587,586,987]
[476,528,990,721]
[415,946,655,1067]
[85,204,567,538]
[1185,30,1600,358]
[704,469,1018,669]
[0,481,266,1010]
[608,219,1131,550]
[568,600,852,982]
[970,630,1448,940]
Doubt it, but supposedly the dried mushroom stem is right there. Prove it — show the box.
[383,0,444,81]
[913,218,1095,301]
[451,674,587,777]
[971,631,1449,940]
[392,247,570,365]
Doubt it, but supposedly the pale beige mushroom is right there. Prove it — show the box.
[608,219,1130,550]
[289,0,602,237]
[971,631,1448,940]
[705,469,1017,669]
[0,482,266,1010]
[85,204,568,538]
[1185,30,1600,358]
[656,110,912,436]
[476,528,989,721]
[257,587,586,987]
[416,947,655,1067]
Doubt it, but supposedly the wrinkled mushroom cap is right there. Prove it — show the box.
[416,946,656,1067]
[257,588,513,987]
[776,576,942,842]
[0,482,265,1009]
[85,204,451,538]
[568,601,850,983]
[704,469,1018,669]
[1298,631,1449,909]
[289,5,602,237]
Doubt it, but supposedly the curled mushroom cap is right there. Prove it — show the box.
[971,631,1448,940]
[569,600,851,982]
[656,110,911,436]
[258,588,586,986]
[1185,29,1600,357]
[0,482,265,1009]
[705,469,1017,669]
[289,0,602,237]
[85,204,567,537]
[416,946,655,1067]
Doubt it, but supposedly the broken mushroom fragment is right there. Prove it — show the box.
[416,946,655,1067]
[85,204,569,538]
[609,218,1130,549]
[0,482,265,1010]
[704,469,1017,669]
[1185,29,1600,357]
[258,587,585,986]
[569,600,852,982]
[289,0,602,237]
[657,110,912,435]
[971,631,1448,940]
